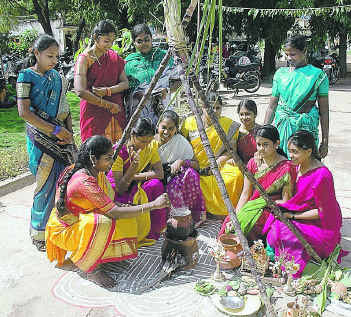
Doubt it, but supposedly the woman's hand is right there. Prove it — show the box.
[152,193,171,210]
[56,127,73,144]
[92,86,107,97]
[130,149,141,170]
[170,160,183,174]
[106,101,121,114]
[319,141,328,159]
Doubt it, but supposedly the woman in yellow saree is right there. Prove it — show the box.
[181,95,244,216]
[45,136,170,288]
[107,118,167,243]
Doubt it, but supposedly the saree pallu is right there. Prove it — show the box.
[17,68,69,241]
[237,125,260,165]
[265,166,347,278]
[45,170,138,273]
[219,159,297,238]
[107,142,167,242]
[271,65,329,157]
[181,116,243,216]
[157,135,206,224]
[78,50,126,143]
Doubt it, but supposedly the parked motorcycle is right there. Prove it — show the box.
[323,54,340,85]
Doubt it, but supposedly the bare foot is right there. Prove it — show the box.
[55,258,78,271]
[86,270,116,289]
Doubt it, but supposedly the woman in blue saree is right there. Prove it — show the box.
[17,35,74,251]
[264,35,329,159]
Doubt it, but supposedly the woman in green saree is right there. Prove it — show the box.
[124,24,174,125]
[264,35,329,159]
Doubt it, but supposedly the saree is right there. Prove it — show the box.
[237,124,260,165]
[78,50,126,143]
[266,166,347,278]
[107,142,167,242]
[219,158,296,238]
[181,116,243,216]
[17,68,69,242]
[157,134,206,224]
[272,65,329,157]
[125,48,174,91]
[45,168,138,273]
[124,48,175,126]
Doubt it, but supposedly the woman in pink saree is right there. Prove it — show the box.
[74,20,129,143]
[155,110,206,227]
[266,130,347,277]
[219,125,296,241]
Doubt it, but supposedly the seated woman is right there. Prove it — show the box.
[107,118,167,243]
[237,99,261,165]
[45,135,170,288]
[219,125,296,241]
[181,94,243,217]
[266,130,347,277]
[155,110,206,227]
[124,23,174,125]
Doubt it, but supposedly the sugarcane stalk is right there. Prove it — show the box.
[113,0,198,161]
[191,77,322,263]
[163,0,276,315]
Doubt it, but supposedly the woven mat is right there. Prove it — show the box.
[103,219,223,294]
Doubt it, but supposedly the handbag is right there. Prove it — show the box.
[26,108,77,166]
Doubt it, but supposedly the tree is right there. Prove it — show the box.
[309,0,351,78]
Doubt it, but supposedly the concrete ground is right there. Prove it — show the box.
[1,77,351,317]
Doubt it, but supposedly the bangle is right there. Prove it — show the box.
[141,205,144,213]
[145,175,149,181]
[52,125,62,136]
[292,215,295,220]
[106,87,112,96]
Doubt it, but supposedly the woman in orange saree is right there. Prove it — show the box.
[74,20,129,143]
[45,136,170,288]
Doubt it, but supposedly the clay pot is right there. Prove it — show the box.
[218,233,243,269]
[166,208,194,241]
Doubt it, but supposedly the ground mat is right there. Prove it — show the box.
[103,219,222,294]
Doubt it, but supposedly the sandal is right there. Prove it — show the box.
[32,238,46,252]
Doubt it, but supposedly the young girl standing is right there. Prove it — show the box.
[17,34,74,251]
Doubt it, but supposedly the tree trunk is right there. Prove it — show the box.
[338,31,347,78]
[73,18,86,53]
[164,1,276,316]
[32,0,53,35]
[263,39,277,79]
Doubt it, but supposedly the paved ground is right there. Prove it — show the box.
[1,77,351,317]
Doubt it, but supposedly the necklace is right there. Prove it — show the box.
[91,48,102,66]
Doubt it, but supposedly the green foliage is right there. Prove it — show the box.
[111,28,134,59]
[8,29,38,57]
[0,91,81,180]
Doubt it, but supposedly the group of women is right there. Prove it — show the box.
[17,20,345,288]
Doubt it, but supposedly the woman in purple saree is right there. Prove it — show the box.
[265,130,348,277]
[155,110,206,227]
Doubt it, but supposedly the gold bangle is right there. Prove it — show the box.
[141,205,144,213]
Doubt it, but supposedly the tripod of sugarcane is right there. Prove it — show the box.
[112,1,322,315]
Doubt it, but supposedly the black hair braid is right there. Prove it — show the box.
[56,163,83,217]
[55,135,112,217]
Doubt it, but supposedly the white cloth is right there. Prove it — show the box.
[158,134,194,164]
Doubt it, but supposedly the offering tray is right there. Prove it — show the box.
[211,294,261,316]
